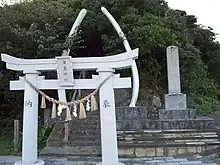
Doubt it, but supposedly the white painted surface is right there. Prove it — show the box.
[101,7,139,107]
[56,56,74,87]
[97,68,118,165]
[166,46,181,94]
[62,9,87,56]
[130,61,139,107]
[1,49,138,71]
[10,75,131,90]
[19,70,44,165]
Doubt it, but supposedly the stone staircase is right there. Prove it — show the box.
[118,129,219,157]
[43,110,101,156]
[41,107,220,157]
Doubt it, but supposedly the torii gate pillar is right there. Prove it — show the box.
[97,68,119,165]
[15,70,45,165]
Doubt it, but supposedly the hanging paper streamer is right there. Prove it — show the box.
[51,102,57,119]
[40,95,46,109]
[57,104,65,116]
[73,104,78,117]
[86,98,91,111]
[65,105,72,122]
[79,102,86,119]
[91,95,98,111]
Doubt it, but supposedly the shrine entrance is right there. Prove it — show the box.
[1,7,139,165]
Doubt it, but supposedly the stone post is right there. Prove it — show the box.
[165,46,186,110]
[159,46,196,120]
[15,70,45,165]
[167,46,181,94]
[13,120,19,152]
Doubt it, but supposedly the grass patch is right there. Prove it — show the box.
[0,136,13,156]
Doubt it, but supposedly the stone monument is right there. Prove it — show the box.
[159,46,196,119]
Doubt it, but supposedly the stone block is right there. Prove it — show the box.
[177,147,186,155]
[124,135,134,141]
[187,146,197,153]
[145,148,156,157]
[196,146,204,153]
[166,147,177,156]
[159,109,196,119]
[206,145,219,150]
[118,148,134,156]
[171,133,182,138]
[135,148,146,157]
[116,106,149,120]
[165,93,186,110]
[156,148,165,156]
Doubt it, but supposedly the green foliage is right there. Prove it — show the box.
[38,123,53,150]
[0,136,13,156]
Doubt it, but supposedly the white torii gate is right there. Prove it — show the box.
[1,48,139,165]
[1,7,140,165]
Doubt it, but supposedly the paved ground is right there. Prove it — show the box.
[0,156,219,165]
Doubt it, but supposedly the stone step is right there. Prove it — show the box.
[119,136,219,142]
[41,146,101,156]
[66,138,220,147]
[71,125,97,130]
[118,141,220,148]
[117,129,217,134]
[70,134,218,141]
[43,144,220,157]
[115,117,216,130]
[70,130,99,135]
[72,118,98,124]
[69,129,217,138]
[66,141,100,146]
[118,145,220,157]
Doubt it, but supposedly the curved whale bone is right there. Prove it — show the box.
[58,7,139,107]
[62,8,87,56]
[101,7,139,107]
[58,8,87,111]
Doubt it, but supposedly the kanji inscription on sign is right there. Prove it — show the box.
[56,56,74,87]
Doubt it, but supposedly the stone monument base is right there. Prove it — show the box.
[159,109,196,120]
[165,93,187,109]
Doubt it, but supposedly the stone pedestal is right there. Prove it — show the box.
[165,93,186,110]
[159,109,196,120]
[160,93,196,120]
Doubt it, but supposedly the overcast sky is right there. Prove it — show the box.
[166,0,220,42]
